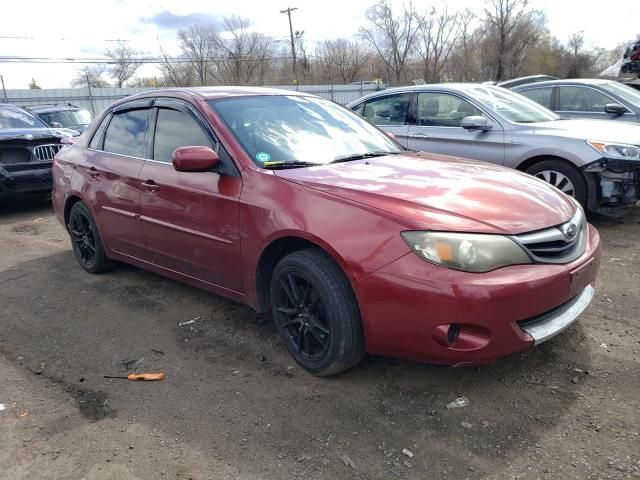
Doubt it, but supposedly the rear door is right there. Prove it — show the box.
[357,93,412,146]
[139,99,244,292]
[407,91,505,164]
[85,100,153,260]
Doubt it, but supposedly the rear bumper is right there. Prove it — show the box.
[355,224,601,366]
[0,162,53,197]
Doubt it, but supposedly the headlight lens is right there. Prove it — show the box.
[587,140,640,160]
[401,231,531,273]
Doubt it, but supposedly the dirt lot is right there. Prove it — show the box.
[0,199,638,480]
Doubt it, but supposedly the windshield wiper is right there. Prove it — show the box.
[262,161,322,170]
[330,150,400,164]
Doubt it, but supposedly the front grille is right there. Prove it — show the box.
[512,208,587,264]
[32,144,62,161]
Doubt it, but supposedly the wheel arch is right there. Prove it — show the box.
[516,154,583,174]
[254,233,353,314]
[63,194,85,229]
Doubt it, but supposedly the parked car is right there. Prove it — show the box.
[26,104,94,133]
[0,104,74,200]
[52,87,601,375]
[496,75,558,89]
[347,84,640,215]
[512,79,640,123]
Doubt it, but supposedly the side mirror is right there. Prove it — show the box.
[172,146,220,172]
[604,103,627,115]
[461,115,493,131]
[50,121,64,128]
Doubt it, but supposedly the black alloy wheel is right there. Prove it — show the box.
[68,202,112,273]
[273,271,331,361]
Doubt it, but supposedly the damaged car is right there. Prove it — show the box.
[0,104,74,200]
[348,84,640,215]
[53,88,600,375]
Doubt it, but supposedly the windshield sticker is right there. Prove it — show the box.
[256,152,271,162]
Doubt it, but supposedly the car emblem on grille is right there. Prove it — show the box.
[561,222,578,240]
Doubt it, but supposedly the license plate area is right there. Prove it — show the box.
[570,258,595,297]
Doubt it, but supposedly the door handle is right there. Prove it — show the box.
[141,180,160,192]
[410,133,430,139]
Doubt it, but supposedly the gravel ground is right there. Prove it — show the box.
[0,198,638,480]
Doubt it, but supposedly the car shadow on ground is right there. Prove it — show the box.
[0,246,594,479]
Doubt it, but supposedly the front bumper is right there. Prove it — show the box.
[0,162,53,197]
[355,224,601,366]
[519,284,594,345]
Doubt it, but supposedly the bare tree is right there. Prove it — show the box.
[157,48,195,87]
[105,40,142,87]
[567,31,584,57]
[483,0,534,81]
[215,16,277,85]
[360,0,420,85]
[177,24,220,85]
[417,7,460,83]
[447,9,483,81]
[316,39,369,83]
[71,65,110,88]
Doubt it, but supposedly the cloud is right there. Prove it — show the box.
[140,10,224,30]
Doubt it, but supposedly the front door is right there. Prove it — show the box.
[139,102,243,293]
[557,85,638,122]
[407,92,505,165]
[360,93,412,147]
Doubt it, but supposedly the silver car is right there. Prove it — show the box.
[347,84,640,214]
[512,79,640,123]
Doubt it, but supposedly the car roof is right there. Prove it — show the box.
[513,78,613,90]
[346,83,496,106]
[27,105,82,113]
[497,75,557,87]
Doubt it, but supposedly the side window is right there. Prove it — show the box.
[416,93,482,127]
[103,109,151,158]
[558,86,613,112]
[88,114,110,150]
[351,102,365,116]
[362,94,411,125]
[519,87,553,109]
[153,108,213,164]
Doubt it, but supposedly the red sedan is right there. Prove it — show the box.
[52,87,601,375]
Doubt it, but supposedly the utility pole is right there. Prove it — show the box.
[280,7,299,85]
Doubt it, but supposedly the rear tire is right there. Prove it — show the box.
[526,160,587,207]
[270,249,365,376]
[68,202,112,273]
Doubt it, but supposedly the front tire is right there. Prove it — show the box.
[526,160,587,207]
[68,202,112,273]
[270,249,365,376]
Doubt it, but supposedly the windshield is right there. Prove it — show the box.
[39,109,93,128]
[0,105,48,129]
[210,95,401,167]
[601,82,640,107]
[469,86,559,123]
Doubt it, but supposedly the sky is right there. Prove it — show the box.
[0,0,638,89]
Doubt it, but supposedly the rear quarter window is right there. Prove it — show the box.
[88,114,110,150]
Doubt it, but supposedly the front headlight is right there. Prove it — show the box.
[587,140,640,160]
[401,231,531,273]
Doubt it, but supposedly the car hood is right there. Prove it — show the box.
[526,119,640,144]
[274,152,576,235]
[0,128,75,142]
